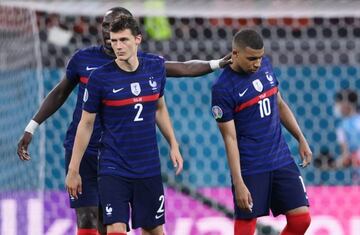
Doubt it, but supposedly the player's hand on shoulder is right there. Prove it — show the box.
[17,132,32,161]
[233,181,253,213]
[169,144,183,175]
[65,169,82,199]
[298,138,312,168]
[219,53,232,68]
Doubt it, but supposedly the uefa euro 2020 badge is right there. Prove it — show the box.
[212,105,223,120]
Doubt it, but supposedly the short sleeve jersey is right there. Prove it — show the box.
[83,57,166,178]
[64,45,163,155]
[211,57,293,176]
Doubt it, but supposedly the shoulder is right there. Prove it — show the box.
[212,66,234,91]
[261,56,273,70]
[350,114,360,125]
[262,55,271,64]
[71,45,105,59]
[138,51,165,62]
[90,61,115,77]
[141,56,166,70]
[78,45,103,54]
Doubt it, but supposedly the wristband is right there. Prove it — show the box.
[209,59,221,70]
[24,120,39,135]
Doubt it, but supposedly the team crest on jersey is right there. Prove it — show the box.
[131,82,141,96]
[149,76,157,90]
[105,204,113,216]
[252,79,263,92]
[83,88,89,102]
[265,72,275,85]
[211,106,223,120]
[265,72,274,82]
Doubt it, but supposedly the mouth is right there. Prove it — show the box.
[116,52,126,57]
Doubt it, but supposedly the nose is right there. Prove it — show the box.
[115,41,124,50]
[254,59,261,68]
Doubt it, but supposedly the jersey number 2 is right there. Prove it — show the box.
[157,195,165,213]
[134,103,144,122]
[258,98,271,118]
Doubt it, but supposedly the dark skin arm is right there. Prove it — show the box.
[17,77,77,160]
[218,120,253,212]
[164,54,232,77]
[17,53,231,160]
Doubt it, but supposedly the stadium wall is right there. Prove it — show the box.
[1,4,360,234]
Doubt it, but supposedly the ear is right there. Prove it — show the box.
[135,34,142,46]
[232,49,238,57]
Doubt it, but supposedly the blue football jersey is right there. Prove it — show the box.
[83,57,166,178]
[211,57,293,176]
[64,45,163,155]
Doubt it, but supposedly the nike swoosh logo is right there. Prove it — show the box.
[155,213,164,219]
[112,88,124,93]
[239,88,248,97]
[86,66,98,71]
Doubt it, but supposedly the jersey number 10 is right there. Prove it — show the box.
[258,98,271,118]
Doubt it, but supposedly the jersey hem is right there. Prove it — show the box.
[241,159,294,176]
[98,172,162,179]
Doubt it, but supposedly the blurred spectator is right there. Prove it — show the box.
[334,89,360,183]
[313,146,336,170]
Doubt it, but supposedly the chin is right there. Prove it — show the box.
[117,56,129,61]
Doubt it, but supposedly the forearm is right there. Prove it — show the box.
[68,119,93,171]
[165,60,212,77]
[218,122,244,184]
[33,92,68,124]
[156,104,178,147]
[33,79,75,124]
[224,137,244,184]
[279,101,305,142]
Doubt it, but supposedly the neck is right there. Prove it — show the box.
[347,109,357,116]
[230,63,245,74]
[115,55,139,72]
[103,45,116,58]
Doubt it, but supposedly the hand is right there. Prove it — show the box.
[298,138,312,168]
[17,132,33,161]
[170,145,183,175]
[65,169,82,199]
[234,181,253,212]
[219,53,232,68]
[338,153,351,168]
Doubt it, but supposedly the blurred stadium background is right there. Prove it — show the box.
[1,0,360,234]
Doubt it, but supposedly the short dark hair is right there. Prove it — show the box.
[335,89,358,104]
[233,29,263,50]
[110,15,141,36]
[107,7,133,17]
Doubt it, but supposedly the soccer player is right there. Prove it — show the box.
[17,7,229,235]
[66,15,179,235]
[334,89,360,183]
[211,29,312,235]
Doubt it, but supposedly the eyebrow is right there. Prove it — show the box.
[246,56,263,60]
[111,37,129,41]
